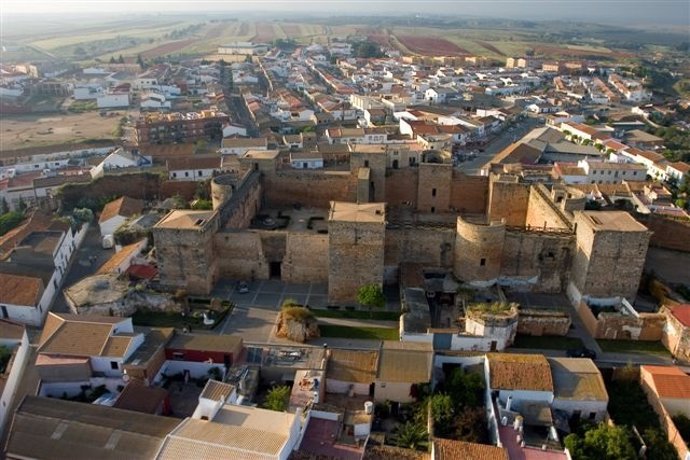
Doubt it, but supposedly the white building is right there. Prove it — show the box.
[290,152,323,169]
[0,321,30,434]
[98,196,144,237]
[577,159,647,184]
[167,155,221,181]
[222,123,248,138]
[549,358,608,422]
[97,92,129,109]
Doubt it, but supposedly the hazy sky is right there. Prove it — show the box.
[2,0,689,25]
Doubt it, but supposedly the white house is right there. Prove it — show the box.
[0,320,30,434]
[220,137,267,156]
[326,349,377,396]
[98,196,144,237]
[549,358,608,422]
[290,152,323,169]
[167,155,221,181]
[485,353,554,414]
[666,162,690,182]
[425,87,456,104]
[140,92,171,110]
[90,148,152,179]
[222,123,248,138]
[577,159,647,184]
[36,313,145,396]
[0,224,88,327]
[73,85,103,100]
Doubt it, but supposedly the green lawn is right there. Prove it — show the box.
[132,304,232,330]
[597,339,670,356]
[512,334,584,350]
[319,325,399,340]
[311,309,400,321]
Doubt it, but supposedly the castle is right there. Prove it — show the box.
[152,149,651,306]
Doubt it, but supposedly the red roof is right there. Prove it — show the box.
[670,305,690,327]
[643,365,690,399]
[126,264,158,280]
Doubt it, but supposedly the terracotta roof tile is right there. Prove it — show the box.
[435,438,509,460]
[488,353,554,392]
[328,349,378,383]
[644,365,690,399]
[99,196,144,224]
[0,273,44,306]
[670,305,690,328]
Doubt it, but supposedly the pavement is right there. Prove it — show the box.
[214,279,398,344]
[51,225,114,313]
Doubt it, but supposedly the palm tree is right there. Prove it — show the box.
[392,421,429,451]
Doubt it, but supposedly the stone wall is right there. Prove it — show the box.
[661,307,690,361]
[572,213,651,300]
[214,230,267,280]
[283,233,329,284]
[637,215,690,253]
[454,216,505,284]
[59,172,162,212]
[501,230,574,292]
[450,172,489,214]
[576,301,664,340]
[385,225,456,268]
[417,163,453,213]
[487,178,530,226]
[221,172,262,229]
[517,309,571,336]
[525,184,572,230]
[350,151,387,202]
[329,219,385,303]
[385,168,419,207]
[153,213,219,295]
[262,170,354,209]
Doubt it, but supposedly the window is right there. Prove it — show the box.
[110,361,119,370]
[364,160,369,168]
[185,171,189,177]
[430,206,435,213]
[198,170,203,176]
[480,258,486,266]
[432,188,437,197]
[588,412,597,421]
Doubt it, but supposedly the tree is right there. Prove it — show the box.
[565,423,636,460]
[0,211,25,237]
[391,421,429,451]
[453,406,489,443]
[430,393,454,437]
[137,54,145,69]
[72,208,94,224]
[109,56,116,64]
[117,54,124,64]
[446,367,484,408]
[0,197,8,214]
[263,385,290,412]
[357,284,386,317]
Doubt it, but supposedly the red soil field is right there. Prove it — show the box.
[140,39,195,58]
[397,35,470,56]
[253,22,276,42]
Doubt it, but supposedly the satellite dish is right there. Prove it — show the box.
[122,374,130,382]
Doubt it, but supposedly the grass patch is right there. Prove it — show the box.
[312,309,400,321]
[512,334,584,350]
[319,325,399,340]
[132,303,233,330]
[597,339,670,356]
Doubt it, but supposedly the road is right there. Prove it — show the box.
[457,115,542,174]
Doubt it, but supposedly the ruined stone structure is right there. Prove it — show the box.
[152,151,652,304]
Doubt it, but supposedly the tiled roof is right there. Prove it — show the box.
[99,196,144,224]
[113,381,168,414]
[487,353,554,392]
[0,319,25,340]
[38,312,128,357]
[96,240,144,275]
[327,349,379,383]
[157,418,287,459]
[0,272,44,306]
[549,358,608,401]
[644,365,690,399]
[167,333,243,354]
[435,438,509,460]
[670,305,690,327]
[5,396,180,460]
[377,347,432,383]
[200,379,235,402]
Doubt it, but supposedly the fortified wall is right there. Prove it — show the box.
[152,158,652,304]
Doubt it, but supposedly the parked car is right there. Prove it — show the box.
[237,281,249,294]
[566,347,597,359]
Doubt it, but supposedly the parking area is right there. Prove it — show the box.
[213,279,329,343]
[212,279,329,310]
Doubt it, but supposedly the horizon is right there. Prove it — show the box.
[2,0,689,26]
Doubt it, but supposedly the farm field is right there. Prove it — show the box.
[395,35,470,56]
[0,111,127,152]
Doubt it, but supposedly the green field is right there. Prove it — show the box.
[597,339,670,356]
[312,309,400,321]
[319,325,399,340]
